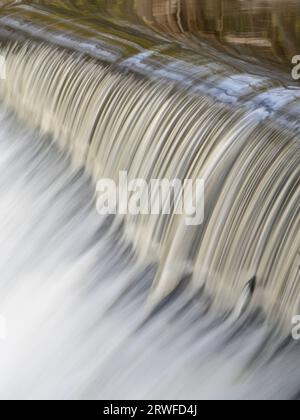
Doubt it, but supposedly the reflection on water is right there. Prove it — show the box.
[19,0,300,69]
[1,0,299,71]
[136,1,299,59]
[135,0,300,67]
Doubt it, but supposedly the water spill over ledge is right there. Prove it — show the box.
[0,37,299,331]
[0,93,299,400]
[0,0,299,399]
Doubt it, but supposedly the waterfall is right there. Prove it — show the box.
[0,0,300,400]
[0,41,300,329]
[0,103,299,400]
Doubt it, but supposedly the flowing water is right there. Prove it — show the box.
[0,0,300,400]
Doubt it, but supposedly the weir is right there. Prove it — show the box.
[0,37,299,328]
[0,0,299,399]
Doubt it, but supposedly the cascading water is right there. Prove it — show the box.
[0,0,299,400]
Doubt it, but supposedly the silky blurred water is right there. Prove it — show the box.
[0,0,300,400]
[0,107,299,400]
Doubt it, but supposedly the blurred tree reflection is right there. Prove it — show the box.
[135,0,300,66]
[4,0,300,67]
